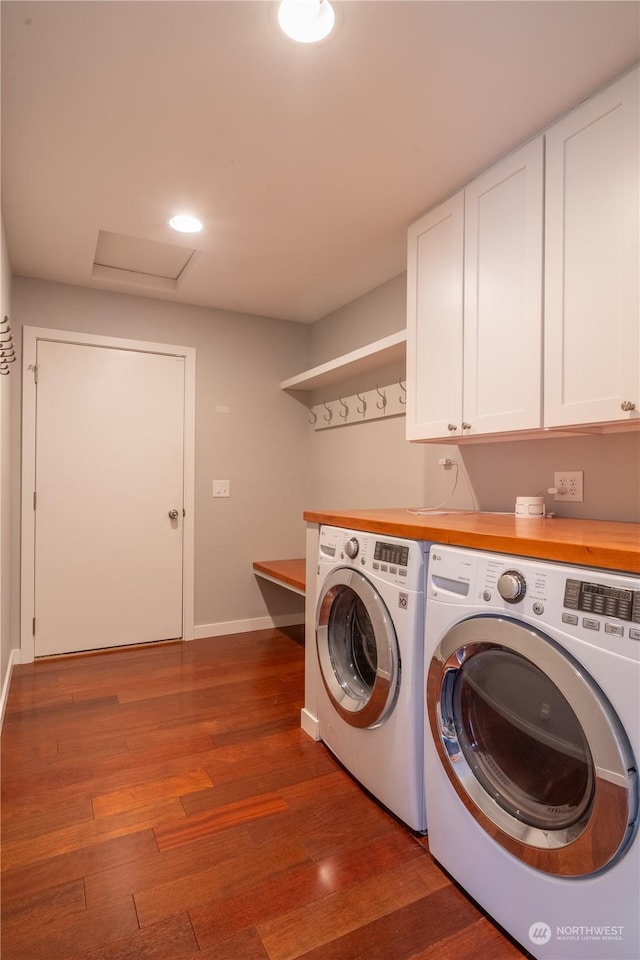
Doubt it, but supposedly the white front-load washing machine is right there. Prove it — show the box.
[423,545,639,959]
[315,525,432,831]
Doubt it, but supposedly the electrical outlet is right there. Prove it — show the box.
[553,471,583,502]
[212,480,230,498]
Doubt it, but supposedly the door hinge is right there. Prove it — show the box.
[32,617,36,635]
[33,491,37,510]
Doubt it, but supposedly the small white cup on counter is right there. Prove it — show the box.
[515,496,545,518]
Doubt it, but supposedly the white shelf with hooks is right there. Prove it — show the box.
[280,329,406,392]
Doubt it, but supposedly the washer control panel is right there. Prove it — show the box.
[318,526,427,593]
[374,540,410,568]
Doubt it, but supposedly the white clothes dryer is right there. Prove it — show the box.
[315,525,432,831]
[423,545,639,960]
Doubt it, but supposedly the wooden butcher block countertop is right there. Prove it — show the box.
[303,508,640,574]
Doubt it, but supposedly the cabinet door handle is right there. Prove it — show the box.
[447,423,458,432]
[461,421,472,430]
[620,400,637,412]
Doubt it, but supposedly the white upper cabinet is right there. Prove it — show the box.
[463,138,544,435]
[406,193,464,441]
[406,138,543,441]
[544,67,639,428]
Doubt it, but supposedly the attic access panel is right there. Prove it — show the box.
[92,229,198,290]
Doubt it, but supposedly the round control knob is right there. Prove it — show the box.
[344,537,359,559]
[497,569,526,603]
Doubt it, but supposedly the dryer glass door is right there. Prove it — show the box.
[316,567,398,728]
[453,647,594,831]
[428,615,638,877]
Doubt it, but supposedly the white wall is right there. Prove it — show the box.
[10,277,311,643]
[1,217,14,719]
[307,273,640,523]
[307,275,472,513]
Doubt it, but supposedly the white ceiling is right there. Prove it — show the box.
[2,1,639,324]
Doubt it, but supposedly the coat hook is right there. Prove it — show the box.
[399,378,407,405]
[356,392,367,416]
[375,385,387,410]
[338,397,349,419]
[323,401,333,423]
[308,408,318,425]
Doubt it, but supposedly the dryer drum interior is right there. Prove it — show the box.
[427,616,639,877]
[316,567,399,729]
[450,648,595,831]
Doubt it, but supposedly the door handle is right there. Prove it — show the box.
[168,509,179,520]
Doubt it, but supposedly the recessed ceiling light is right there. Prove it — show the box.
[277,0,335,44]
[169,214,203,234]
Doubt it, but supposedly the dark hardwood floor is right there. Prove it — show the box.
[1,626,531,960]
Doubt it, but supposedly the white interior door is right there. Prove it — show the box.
[33,339,186,656]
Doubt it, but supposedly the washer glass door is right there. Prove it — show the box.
[316,567,398,728]
[428,616,638,877]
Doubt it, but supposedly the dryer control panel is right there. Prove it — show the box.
[427,545,640,657]
[564,578,640,622]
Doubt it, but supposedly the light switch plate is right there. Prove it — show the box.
[212,480,230,498]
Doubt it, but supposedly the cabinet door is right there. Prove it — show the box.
[406,193,463,440]
[545,67,639,428]
[463,137,544,435]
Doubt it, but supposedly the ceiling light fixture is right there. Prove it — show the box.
[277,0,335,44]
[168,214,203,234]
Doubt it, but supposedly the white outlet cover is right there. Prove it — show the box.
[553,471,583,502]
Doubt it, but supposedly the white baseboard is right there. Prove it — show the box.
[193,612,304,640]
[300,707,320,741]
[1,648,22,731]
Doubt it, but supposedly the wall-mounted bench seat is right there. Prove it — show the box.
[252,559,306,596]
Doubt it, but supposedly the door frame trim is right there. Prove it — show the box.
[21,326,196,662]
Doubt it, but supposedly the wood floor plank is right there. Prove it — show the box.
[1,798,185,872]
[190,830,424,949]
[72,912,200,960]
[409,915,533,960]
[154,791,290,851]
[84,828,256,909]
[1,829,158,906]
[196,927,269,960]
[256,854,449,960]
[92,769,214,818]
[0,797,95,842]
[134,837,313,929]
[1,895,139,960]
[125,727,220,755]
[289,884,484,960]
[180,752,337,817]
[3,745,221,823]
[0,877,86,924]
